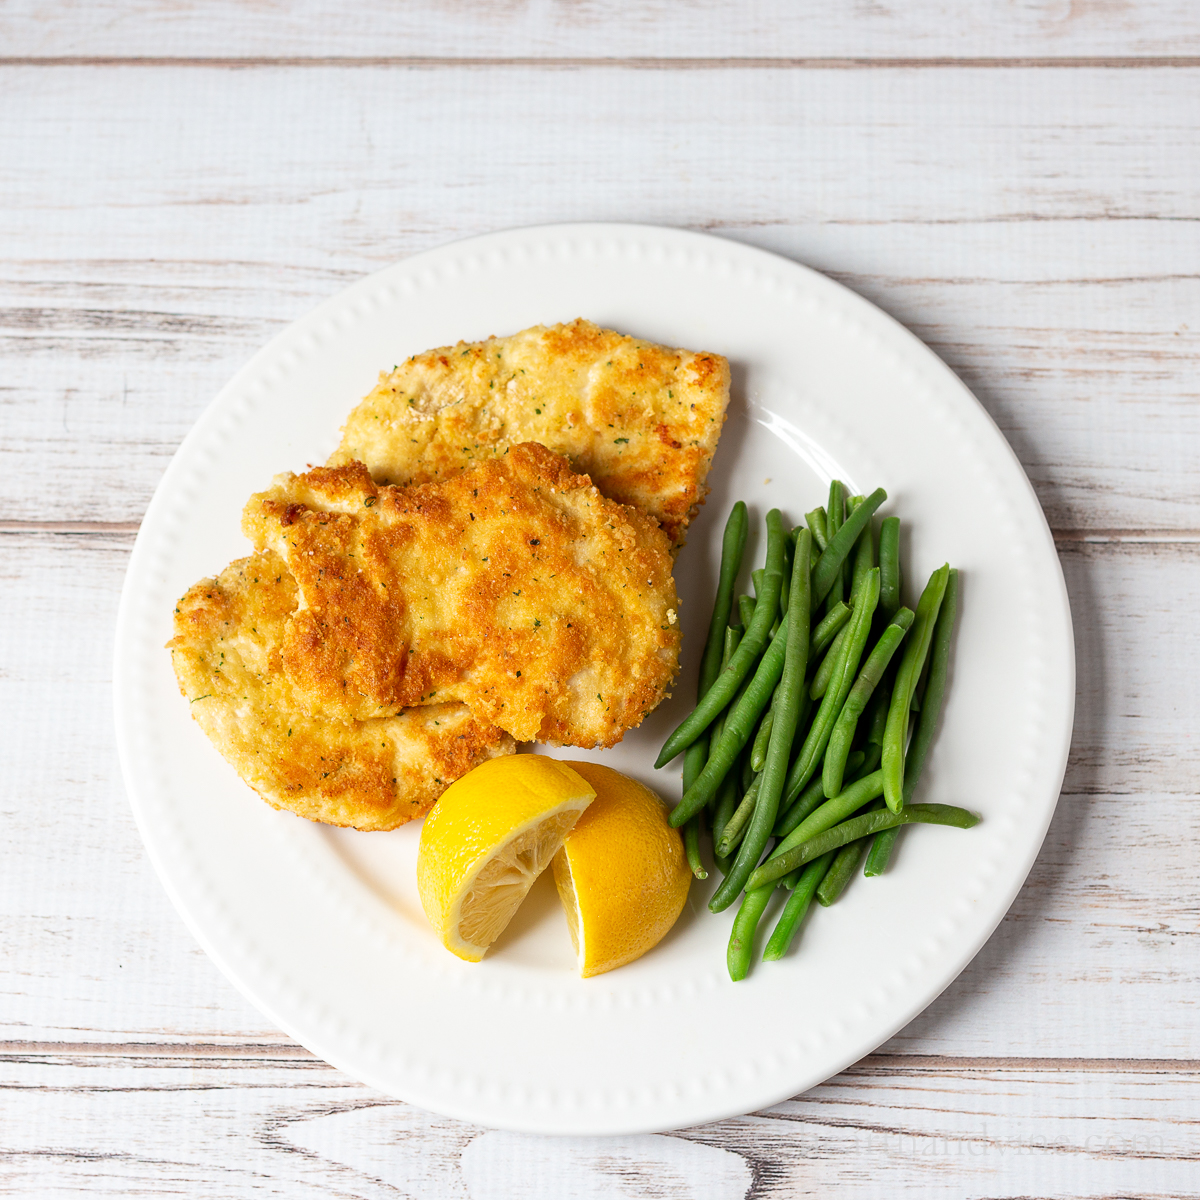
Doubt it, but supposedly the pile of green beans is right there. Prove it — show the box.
[658,487,976,980]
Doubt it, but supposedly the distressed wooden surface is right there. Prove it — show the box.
[3,7,1199,1195]
[4,0,1200,59]
[2,65,1198,532]
[3,1049,1199,1197]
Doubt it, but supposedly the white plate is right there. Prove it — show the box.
[114,223,1074,1135]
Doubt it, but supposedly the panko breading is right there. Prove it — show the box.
[168,551,515,831]
[243,442,681,748]
[329,318,729,547]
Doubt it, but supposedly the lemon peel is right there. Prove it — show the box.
[552,761,691,977]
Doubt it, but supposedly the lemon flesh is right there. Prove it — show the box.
[417,755,595,962]
[552,760,692,978]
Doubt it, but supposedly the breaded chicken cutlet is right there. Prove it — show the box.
[169,551,515,830]
[329,318,729,548]
[243,442,681,747]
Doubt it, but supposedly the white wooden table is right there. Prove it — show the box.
[3,4,1198,1194]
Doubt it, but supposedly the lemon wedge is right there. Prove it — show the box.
[552,761,692,978]
[416,755,596,962]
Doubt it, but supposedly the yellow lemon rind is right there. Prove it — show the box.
[553,761,691,979]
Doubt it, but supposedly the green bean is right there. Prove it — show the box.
[810,623,849,699]
[810,487,887,612]
[699,502,749,698]
[683,738,708,792]
[857,686,896,875]
[811,601,852,657]
[709,530,813,912]
[816,831,871,905]
[722,642,760,749]
[762,852,836,960]
[854,741,882,780]
[741,744,757,792]
[777,777,892,892]
[849,501,875,603]
[774,750,864,838]
[865,660,921,876]
[825,480,845,607]
[863,825,898,878]
[911,649,930,711]
[727,883,775,981]
[668,621,788,826]
[878,516,901,623]
[800,526,820,569]
[716,773,760,857]
[867,568,959,876]
[784,568,880,804]
[746,803,980,890]
[774,769,884,863]
[827,479,844,531]
[904,568,959,799]
[681,505,749,837]
[692,619,754,831]
[683,814,707,880]
[681,730,709,879]
[864,680,891,747]
[681,712,713,877]
[805,507,829,552]
[656,511,786,768]
[737,593,756,631]
[822,607,915,797]
[795,685,813,736]
[882,564,950,812]
[709,627,742,733]
[752,567,765,597]
[701,626,743,806]
[711,764,740,862]
[750,706,775,773]
[845,494,863,598]
[683,753,712,855]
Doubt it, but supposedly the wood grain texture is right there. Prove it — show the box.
[2,65,1197,532]
[2,533,1197,1055]
[3,17,1198,1183]
[2,1049,1198,1197]
[4,0,1200,60]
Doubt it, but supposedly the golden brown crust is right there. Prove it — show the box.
[328,318,730,547]
[243,443,681,748]
[168,551,514,831]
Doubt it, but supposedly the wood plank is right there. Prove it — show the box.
[1059,540,1199,795]
[0,531,278,1046]
[4,0,1200,60]
[725,1057,1200,1197]
[4,249,1197,533]
[2,66,1197,531]
[2,533,1197,1054]
[1,1049,1197,1196]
